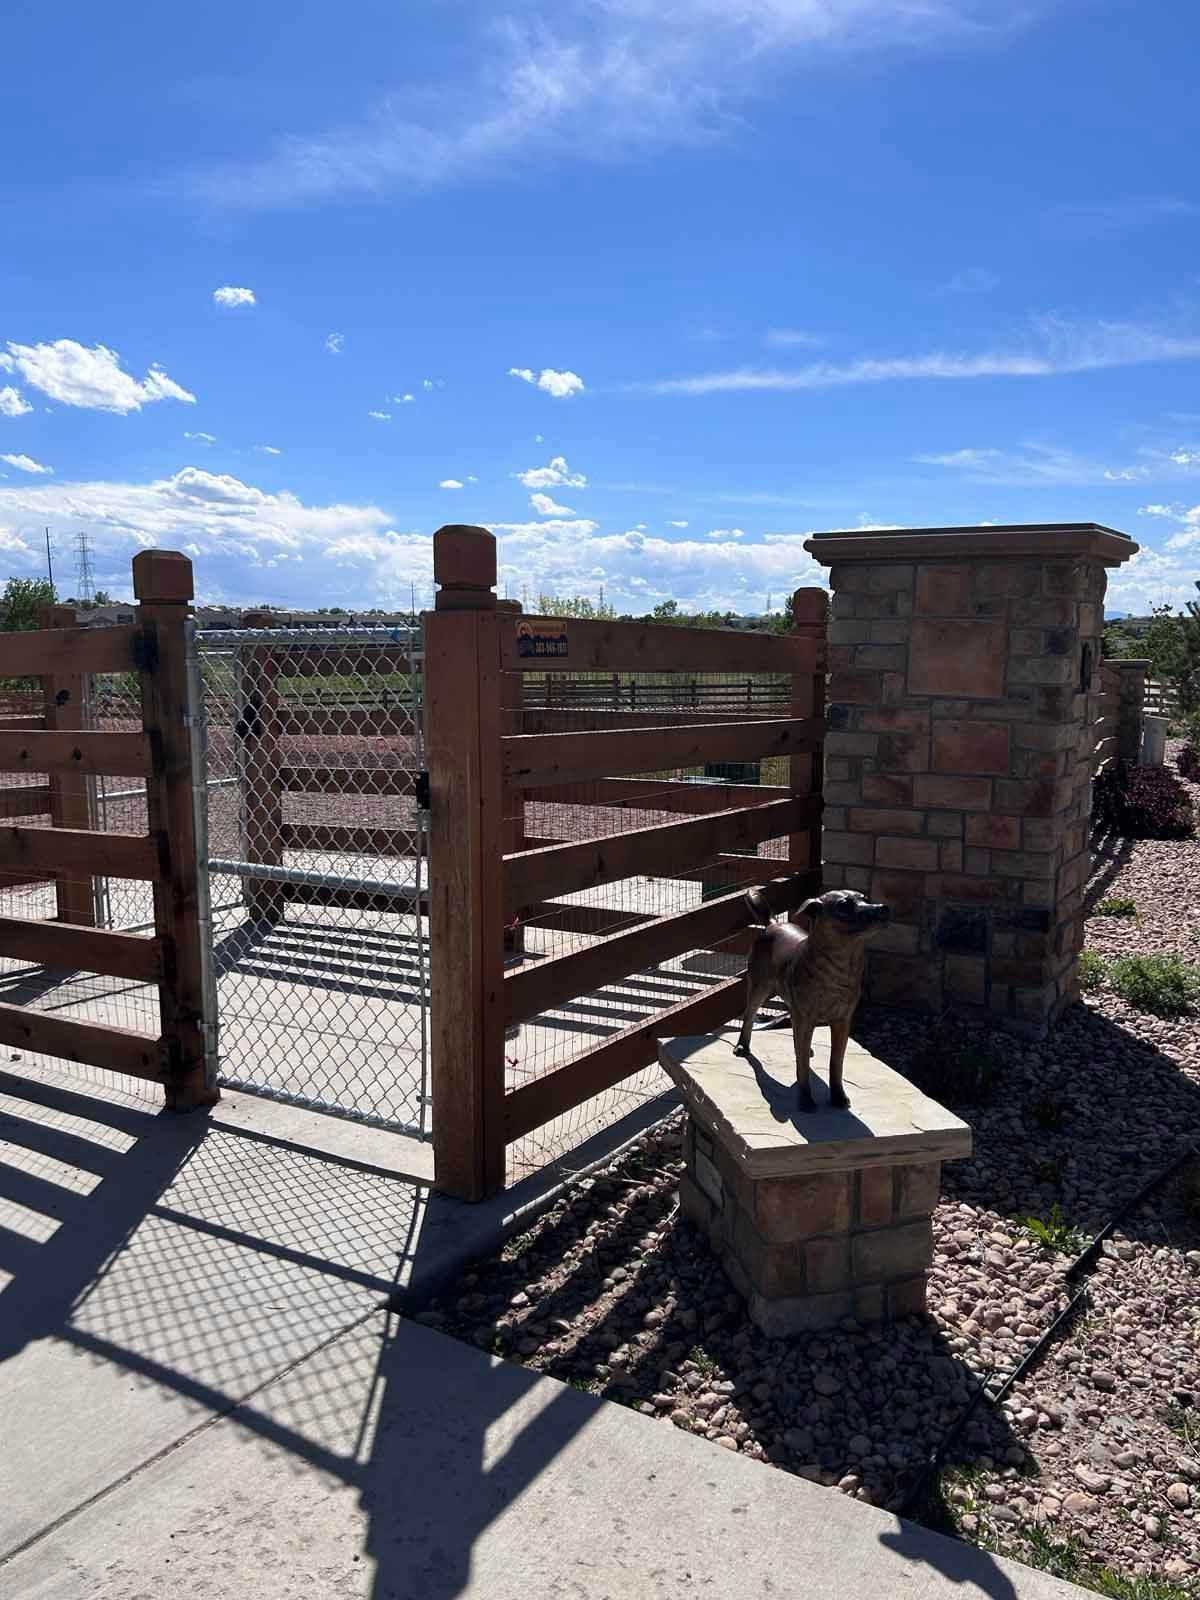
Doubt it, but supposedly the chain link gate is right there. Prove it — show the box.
[93,623,431,1134]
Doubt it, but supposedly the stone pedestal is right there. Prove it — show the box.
[660,1029,971,1338]
[804,522,1138,1037]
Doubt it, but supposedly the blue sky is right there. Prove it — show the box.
[2,0,1199,614]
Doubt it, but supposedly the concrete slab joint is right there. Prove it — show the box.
[660,1030,971,1338]
[804,522,1139,1039]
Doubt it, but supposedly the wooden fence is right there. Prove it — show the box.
[425,526,827,1201]
[1145,677,1181,721]
[0,550,212,1109]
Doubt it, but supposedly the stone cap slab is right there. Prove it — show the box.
[659,1028,971,1179]
[802,522,1136,567]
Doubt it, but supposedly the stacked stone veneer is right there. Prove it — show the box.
[805,524,1138,1038]
[679,1121,939,1336]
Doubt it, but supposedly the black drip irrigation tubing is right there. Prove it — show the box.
[900,1139,1199,1519]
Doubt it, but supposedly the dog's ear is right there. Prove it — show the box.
[796,896,823,927]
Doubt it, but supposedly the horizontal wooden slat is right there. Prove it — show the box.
[0,717,47,732]
[0,1001,164,1080]
[280,823,421,856]
[279,766,413,796]
[499,617,818,676]
[0,826,161,881]
[504,975,746,1143]
[506,871,809,1025]
[0,623,140,680]
[505,795,816,905]
[521,709,779,734]
[504,717,824,790]
[0,917,163,982]
[0,732,153,778]
[525,776,790,812]
[280,882,428,915]
[275,647,414,678]
[278,706,415,737]
[0,785,51,819]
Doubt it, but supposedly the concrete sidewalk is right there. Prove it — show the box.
[0,1062,1084,1598]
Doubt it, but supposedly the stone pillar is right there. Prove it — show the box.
[805,524,1138,1038]
[1112,658,1150,764]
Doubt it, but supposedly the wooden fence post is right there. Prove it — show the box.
[41,603,96,926]
[240,611,284,922]
[789,589,827,904]
[426,525,506,1199]
[132,550,217,1110]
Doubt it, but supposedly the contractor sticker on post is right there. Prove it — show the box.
[516,619,569,659]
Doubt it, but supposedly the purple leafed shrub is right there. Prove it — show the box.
[1094,762,1195,840]
[1178,741,1200,781]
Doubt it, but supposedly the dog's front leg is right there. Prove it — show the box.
[828,1017,852,1110]
[791,1015,817,1113]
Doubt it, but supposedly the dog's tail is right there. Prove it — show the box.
[745,887,774,927]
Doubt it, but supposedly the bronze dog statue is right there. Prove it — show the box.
[734,888,891,1112]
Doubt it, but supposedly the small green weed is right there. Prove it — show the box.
[909,1023,1005,1105]
[689,1344,717,1378]
[1078,950,1108,993]
[1107,955,1200,1018]
[503,1229,538,1261]
[1020,1202,1088,1257]
[1095,896,1137,918]
[1086,1571,1190,1600]
[1018,1524,1085,1581]
[1163,1399,1200,1451]
[1031,1096,1067,1132]
[1034,1156,1066,1187]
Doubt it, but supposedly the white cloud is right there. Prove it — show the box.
[516,455,587,490]
[213,285,256,308]
[1106,535,1200,610]
[368,410,391,421]
[1137,504,1181,519]
[1,453,52,475]
[764,329,824,348]
[439,478,464,489]
[668,519,689,528]
[705,527,746,539]
[254,444,282,455]
[396,393,416,403]
[1169,449,1200,467]
[423,378,442,391]
[325,332,345,355]
[916,441,1152,488]
[530,492,575,516]
[509,366,585,399]
[940,267,999,294]
[184,430,216,445]
[644,316,1200,396]
[185,2,1029,212]
[534,433,544,444]
[2,340,195,414]
[0,386,33,417]
[467,474,479,483]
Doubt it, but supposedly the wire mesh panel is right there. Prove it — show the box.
[190,626,429,1133]
[503,660,812,1180]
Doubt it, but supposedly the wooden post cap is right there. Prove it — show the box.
[132,550,194,603]
[496,598,522,614]
[791,588,829,626]
[433,525,497,610]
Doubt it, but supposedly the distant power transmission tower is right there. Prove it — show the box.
[74,530,96,603]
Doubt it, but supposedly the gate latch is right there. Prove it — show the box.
[413,770,431,810]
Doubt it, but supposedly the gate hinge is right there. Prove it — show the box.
[414,770,431,810]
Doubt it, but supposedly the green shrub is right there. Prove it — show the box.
[1078,951,1108,993]
[1107,955,1200,1017]
[1095,896,1136,918]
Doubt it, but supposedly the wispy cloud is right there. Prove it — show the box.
[368,410,391,421]
[643,316,1200,396]
[764,328,825,348]
[915,440,1150,487]
[325,332,345,355]
[395,393,416,404]
[706,527,746,539]
[184,430,216,445]
[213,285,256,308]
[1,452,52,475]
[180,2,1030,212]
[940,266,999,293]
[1,340,195,413]
[508,366,585,399]
[439,478,464,489]
[668,519,689,528]
[1056,197,1200,233]
[254,444,282,455]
